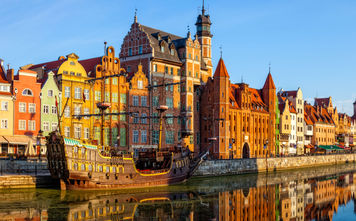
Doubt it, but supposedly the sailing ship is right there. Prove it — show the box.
[46,45,208,190]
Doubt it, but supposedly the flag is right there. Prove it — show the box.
[83,90,86,103]
[55,96,58,108]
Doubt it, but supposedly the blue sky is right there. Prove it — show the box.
[0,0,355,115]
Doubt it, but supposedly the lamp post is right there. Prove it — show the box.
[264,139,269,172]
[36,130,43,158]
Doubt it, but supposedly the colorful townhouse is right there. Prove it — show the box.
[275,97,280,155]
[30,53,92,141]
[278,98,291,155]
[279,88,305,155]
[0,60,13,137]
[40,71,60,136]
[119,3,213,154]
[200,58,277,159]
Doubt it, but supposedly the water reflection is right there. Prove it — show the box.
[0,164,356,220]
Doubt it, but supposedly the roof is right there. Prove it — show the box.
[289,104,297,114]
[304,103,335,125]
[262,72,276,90]
[280,90,297,98]
[304,112,313,125]
[229,83,267,112]
[29,58,66,74]
[0,62,9,84]
[213,58,229,78]
[315,97,331,108]
[19,69,37,74]
[78,57,102,77]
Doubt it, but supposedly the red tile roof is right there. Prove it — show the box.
[78,57,102,77]
[289,104,297,113]
[314,97,330,108]
[280,90,297,98]
[19,69,37,74]
[0,64,9,83]
[213,58,229,78]
[262,72,276,90]
[29,58,66,74]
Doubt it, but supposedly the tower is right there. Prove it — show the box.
[213,58,230,159]
[196,0,213,77]
[353,99,356,117]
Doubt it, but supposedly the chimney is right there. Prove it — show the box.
[6,69,14,82]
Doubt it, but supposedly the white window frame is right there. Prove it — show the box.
[43,105,49,114]
[74,88,81,99]
[28,103,36,113]
[19,120,26,130]
[64,106,70,118]
[84,128,89,139]
[133,130,139,143]
[74,126,81,139]
[84,89,89,101]
[51,105,57,115]
[19,102,26,113]
[133,96,139,106]
[64,127,70,137]
[48,90,53,97]
[64,87,70,98]
[141,130,147,143]
[141,96,147,107]
[51,122,58,132]
[43,122,49,131]
[1,119,8,129]
[28,120,36,131]
[1,101,9,111]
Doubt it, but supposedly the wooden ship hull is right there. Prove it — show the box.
[46,133,206,190]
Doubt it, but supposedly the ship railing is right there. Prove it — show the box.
[137,168,170,174]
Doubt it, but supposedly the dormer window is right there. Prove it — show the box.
[170,48,174,55]
[161,46,164,53]
[158,35,161,40]
[70,61,75,65]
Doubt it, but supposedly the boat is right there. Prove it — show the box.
[46,45,208,190]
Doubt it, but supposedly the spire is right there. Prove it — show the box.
[213,58,229,78]
[187,25,191,38]
[134,8,137,23]
[202,0,205,15]
[263,72,276,90]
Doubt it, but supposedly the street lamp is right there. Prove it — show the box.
[264,139,269,172]
[36,130,43,158]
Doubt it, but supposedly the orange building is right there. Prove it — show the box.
[200,58,276,159]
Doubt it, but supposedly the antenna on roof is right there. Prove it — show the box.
[202,0,205,15]
[7,64,10,70]
[104,41,107,56]
[134,8,137,23]
[241,75,244,83]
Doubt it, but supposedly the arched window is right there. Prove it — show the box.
[22,89,33,96]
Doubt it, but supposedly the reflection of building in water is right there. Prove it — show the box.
[0,209,47,221]
[218,185,275,221]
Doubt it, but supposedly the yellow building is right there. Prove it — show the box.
[0,63,13,136]
[30,53,93,140]
[278,97,292,155]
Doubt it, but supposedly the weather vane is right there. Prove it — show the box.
[219,45,222,58]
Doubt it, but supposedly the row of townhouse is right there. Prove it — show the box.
[278,89,356,155]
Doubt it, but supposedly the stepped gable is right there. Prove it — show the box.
[213,58,229,78]
[262,72,276,90]
[139,25,182,63]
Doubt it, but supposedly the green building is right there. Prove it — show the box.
[40,71,61,136]
[275,96,280,155]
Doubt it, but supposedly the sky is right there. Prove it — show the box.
[0,0,355,115]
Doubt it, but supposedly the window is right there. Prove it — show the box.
[133,96,139,106]
[74,106,81,116]
[84,128,89,139]
[74,88,81,99]
[76,72,81,76]
[170,67,174,75]
[113,78,118,85]
[19,120,26,130]
[74,126,81,139]
[166,131,174,144]
[141,96,147,107]
[95,91,101,101]
[1,101,8,111]
[112,93,118,102]
[153,113,159,123]
[152,130,159,144]
[120,128,126,146]
[153,96,159,107]
[0,85,9,92]
[127,66,131,72]
[153,64,157,72]
[170,48,174,55]
[43,122,49,131]
[105,78,109,84]
[133,130,139,143]
[141,130,147,143]
[166,114,173,124]
[120,94,126,104]
[48,90,53,97]
[105,92,110,102]
[160,46,164,52]
[28,103,36,113]
[164,66,168,74]
[84,89,89,101]
[120,111,126,121]
[64,127,70,137]
[22,89,33,96]
[1,120,8,129]
[28,120,35,131]
[133,114,139,124]
[128,48,132,56]
[19,102,26,113]
[70,71,75,75]
[84,108,89,119]
[139,45,143,54]
[64,106,70,117]
[137,80,143,89]
[65,87,70,98]
[166,98,173,109]
[141,113,147,124]
[51,122,57,131]
[51,105,57,115]
[43,105,49,114]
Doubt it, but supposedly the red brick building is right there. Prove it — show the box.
[13,70,41,136]
[119,5,213,154]
[200,58,276,159]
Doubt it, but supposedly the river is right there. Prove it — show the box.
[0,163,356,220]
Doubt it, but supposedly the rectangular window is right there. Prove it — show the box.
[74,126,81,139]
[170,67,173,75]
[111,127,118,146]
[153,64,157,72]
[43,105,49,114]
[105,92,110,102]
[152,130,159,144]
[128,48,132,56]
[141,113,147,124]
[165,66,168,74]
[133,114,139,124]
[133,130,139,143]
[141,96,147,107]
[133,96,139,106]
[84,108,89,119]
[112,78,118,85]
[19,120,26,130]
[112,109,118,120]
[153,113,159,123]
[48,90,53,97]
[64,106,70,117]
[153,96,159,107]
[120,93,126,104]
[95,91,101,101]
[166,114,173,124]
[51,105,57,114]
[74,105,81,116]
[43,122,49,131]
[64,87,70,98]
[112,93,118,102]
[28,103,36,113]
[28,120,36,131]
[1,101,9,111]
[1,119,8,129]
[137,80,143,89]
[105,78,109,84]
[19,102,26,113]
[64,127,70,137]
[141,130,147,143]
[139,45,143,54]
[84,128,89,139]
[74,88,81,99]
[51,122,57,131]
[120,128,126,146]
[166,131,174,144]
[84,89,89,101]
[166,98,173,109]
[120,111,126,121]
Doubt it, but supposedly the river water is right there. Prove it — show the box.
[0,164,356,220]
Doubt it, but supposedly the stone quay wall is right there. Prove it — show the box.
[0,159,49,175]
[194,153,356,177]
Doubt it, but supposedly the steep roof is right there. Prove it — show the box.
[262,72,276,90]
[304,103,335,125]
[289,104,297,114]
[314,97,331,108]
[78,57,102,77]
[29,58,66,74]
[230,84,267,112]
[280,90,297,98]
[0,62,8,84]
[213,58,229,78]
